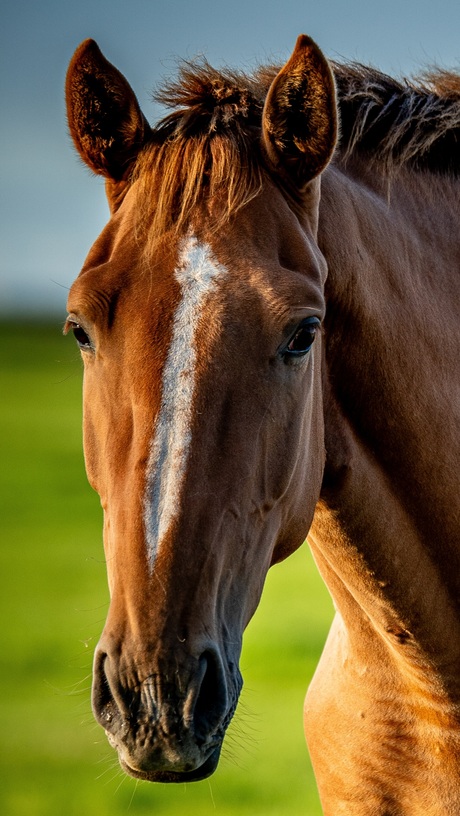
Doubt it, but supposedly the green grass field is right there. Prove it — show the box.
[0,320,333,816]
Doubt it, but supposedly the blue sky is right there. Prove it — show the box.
[1,0,459,314]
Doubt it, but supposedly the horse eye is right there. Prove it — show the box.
[283,317,320,359]
[73,324,91,349]
[66,319,92,351]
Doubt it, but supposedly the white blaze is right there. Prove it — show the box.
[144,235,226,567]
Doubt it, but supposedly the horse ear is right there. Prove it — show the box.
[65,39,151,180]
[262,35,337,189]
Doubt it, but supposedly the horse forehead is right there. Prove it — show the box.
[172,233,299,321]
[175,235,226,291]
[70,186,325,324]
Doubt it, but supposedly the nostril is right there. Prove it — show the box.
[193,650,228,743]
[92,649,120,732]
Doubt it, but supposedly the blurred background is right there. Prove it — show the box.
[1,1,458,814]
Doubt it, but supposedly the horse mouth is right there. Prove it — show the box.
[119,746,222,783]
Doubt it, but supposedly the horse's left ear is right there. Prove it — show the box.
[65,39,151,181]
[262,35,337,190]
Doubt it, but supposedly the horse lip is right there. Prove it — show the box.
[119,746,222,783]
[105,725,223,783]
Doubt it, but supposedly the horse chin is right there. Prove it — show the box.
[118,746,222,783]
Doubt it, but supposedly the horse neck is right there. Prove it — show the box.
[313,162,460,695]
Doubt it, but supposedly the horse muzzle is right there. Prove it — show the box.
[117,743,223,783]
[91,642,241,782]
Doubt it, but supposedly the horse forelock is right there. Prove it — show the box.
[133,132,264,258]
[154,59,270,129]
[131,60,273,256]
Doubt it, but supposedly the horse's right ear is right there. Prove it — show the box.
[65,39,151,181]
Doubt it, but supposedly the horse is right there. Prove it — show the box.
[65,34,460,814]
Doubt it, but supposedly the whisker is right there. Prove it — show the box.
[127,779,140,811]
[95,758,121,782]
[207,778,217,809]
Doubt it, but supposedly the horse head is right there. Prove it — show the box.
[65,35,337,782]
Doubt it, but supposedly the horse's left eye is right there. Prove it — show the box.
[65,318,93,351]
[73,324,92,349]
[283,317,320,359]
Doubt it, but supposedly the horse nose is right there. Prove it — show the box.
[91,639,231,776]
[92,646,129,731]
